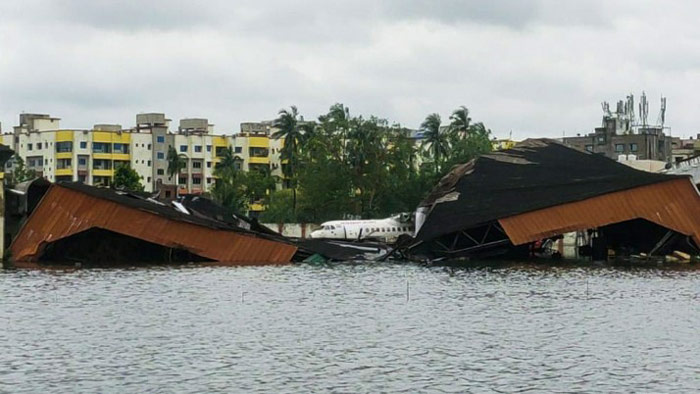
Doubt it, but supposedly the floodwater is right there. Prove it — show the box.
[1,262,699,393]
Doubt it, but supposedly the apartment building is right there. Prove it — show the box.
[2,113,286,214]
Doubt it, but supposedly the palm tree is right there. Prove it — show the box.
[215,146,241,171]
[167,146,187,189]
[273,106,304,216]
[328,103,350,159]
[449,106,471,138]
[420,113,448,174]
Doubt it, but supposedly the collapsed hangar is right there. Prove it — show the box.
[408,139,700,261]
[10,182,298,267]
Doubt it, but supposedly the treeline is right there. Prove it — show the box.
[212,104,493,223]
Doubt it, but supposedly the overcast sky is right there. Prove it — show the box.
[1,0,699,139]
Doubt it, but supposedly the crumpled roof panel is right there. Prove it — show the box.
[416,139,686,241]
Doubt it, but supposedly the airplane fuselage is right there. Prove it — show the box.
[309,217,414,240]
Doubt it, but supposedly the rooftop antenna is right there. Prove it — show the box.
[660,95,667,129]
[627,93,635,124]
[639,91,649,130]
[660,95,669,164]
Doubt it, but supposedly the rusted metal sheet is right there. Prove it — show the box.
[499,178,700,246]
[11,184,297,264]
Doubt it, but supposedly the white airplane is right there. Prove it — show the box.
[309,214,415,241]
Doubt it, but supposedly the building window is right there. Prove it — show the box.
[180,145,187,152]
[147,160,151,167]
[78,157,87,165]
[192,161,202,169]
[585,144,593,152]
[206,145,212,152]
[92,159,112,170]
[207,177,212,184]
[92,142,110,153]
[597,135,606,144]
[615,144,625,153]
[194,145,202,153]
[157,169,164,175]
[80,141,87,149]
[157,136,165,143]
[630,143,638,152]
[56,158,72,169]
[178,176,187,185]
[157,152,164,159]
[147,144,152,150]
[207,161,212,168]
[147,177,151,183]
[37,143,42,150]
[215,146,227,156]
[113,143,129,154]
[56,141,73,153]
[249,147,269,157]
[192,177,202,185]
[234,146,242,154]
[27,143,32,151]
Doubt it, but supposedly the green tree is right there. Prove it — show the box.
[254,103,495,223]
[166,146,187,181]
[216,146,239,171]
[211,147,277,215]
[243,167,277,205]
[10,155,36,184]
[420,113,448,174]
[260,189,296,223]
[443,121,493,172]
[449,105,471,138]
[211,147,247,214]
[113,165,144,192]
[273,106,306,216]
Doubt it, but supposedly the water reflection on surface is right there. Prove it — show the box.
[1,262,699,392]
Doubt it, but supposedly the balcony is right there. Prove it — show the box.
[93,169,114,177]
[249,156,270,164]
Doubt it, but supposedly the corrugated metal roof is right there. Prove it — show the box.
[416,139,685,242]
[499,178,700,246]
[11,184,297,264]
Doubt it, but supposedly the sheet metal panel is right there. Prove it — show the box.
[11,185,297,264]
[499,178,700,246]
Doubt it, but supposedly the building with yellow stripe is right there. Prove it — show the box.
[3,113,285,215]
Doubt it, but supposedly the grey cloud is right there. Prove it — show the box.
[2,0,700,141]
[380,0,540,27]
[35,0,222,30]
